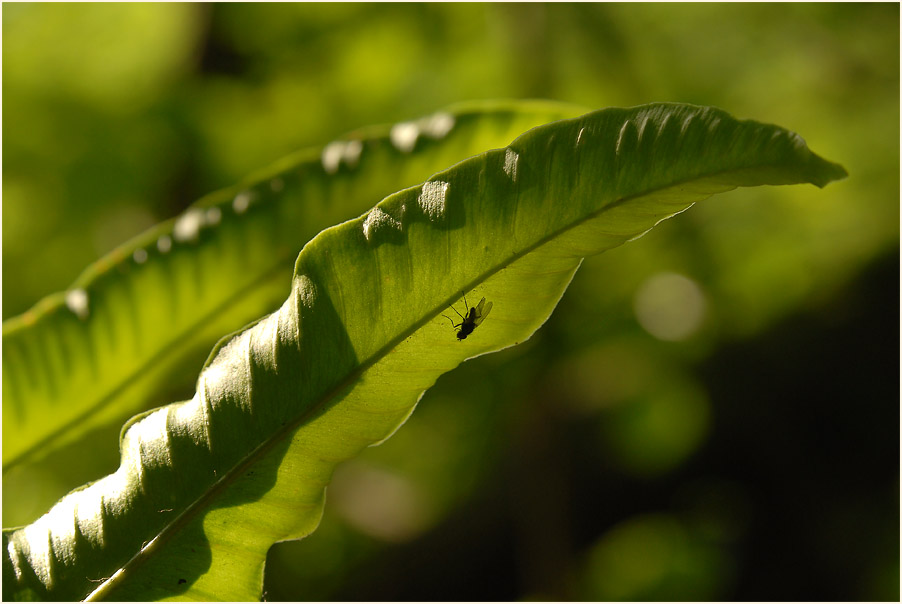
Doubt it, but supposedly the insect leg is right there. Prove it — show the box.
[447,299,466,320]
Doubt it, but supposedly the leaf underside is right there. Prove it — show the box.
[2,103,846,602]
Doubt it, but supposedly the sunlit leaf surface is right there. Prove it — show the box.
[2,101,584,472]
[3,104,845,601]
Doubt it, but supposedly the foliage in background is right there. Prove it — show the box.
[2,3,898,601]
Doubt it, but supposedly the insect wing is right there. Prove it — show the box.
[472,299,493,326]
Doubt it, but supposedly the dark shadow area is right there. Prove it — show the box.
[695,249,900,600]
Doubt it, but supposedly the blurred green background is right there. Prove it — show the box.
[3,3,898,601]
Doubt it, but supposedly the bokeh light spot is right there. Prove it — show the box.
[328,462,430,543]
[582,513,729,601]
[634,272,707,341]
[601,376,711,477]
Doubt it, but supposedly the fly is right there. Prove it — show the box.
[442,293,493,340]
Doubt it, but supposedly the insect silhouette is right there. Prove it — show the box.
[442,293,493,340]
